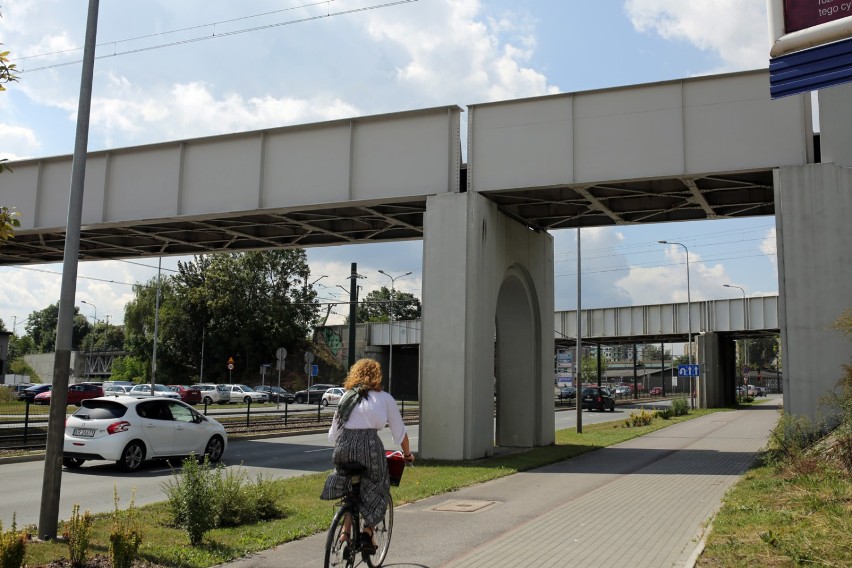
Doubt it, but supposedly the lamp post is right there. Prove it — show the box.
[378,270,412,397]
[80,300,97,380]
[659,240,694,408]
[724,284,748,388]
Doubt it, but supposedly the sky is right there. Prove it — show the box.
[0,0,783,331]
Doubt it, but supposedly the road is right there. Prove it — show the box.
[0,408,629,528]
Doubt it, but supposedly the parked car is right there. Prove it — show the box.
[227,384,268,404]
[294,383,336,404]
[649,386,664,396]
[128,384,181,399]
[102,380,134,392]
[321,387,345,407]
[614,385,631,397]
[63,396,227,472]
[104,385,133,396]
[581,387,616,412]
[254,385,296,403]
[167,385,202,405]
[34,383,104,406]
[18,383,51,403]
[196,383,231,405]
[753,386,767,397]
[557,386,576,401]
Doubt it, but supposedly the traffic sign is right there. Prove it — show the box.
[304,351,314,363]
[227,363,234,371]
[276,347,287,361]
[677,364,700,377]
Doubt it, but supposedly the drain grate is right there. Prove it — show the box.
[431,499,497,513]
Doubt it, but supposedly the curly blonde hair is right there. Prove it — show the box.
[343,358,384,391]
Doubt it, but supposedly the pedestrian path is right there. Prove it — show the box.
[218,402,780,568]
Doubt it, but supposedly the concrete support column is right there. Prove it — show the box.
[419,191,554,460]
[776,162,852,422]
[697,332,729,408]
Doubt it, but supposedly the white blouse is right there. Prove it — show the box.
[328,389,408,446]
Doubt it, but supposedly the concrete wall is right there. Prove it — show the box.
[776,162,852,423]
[420,191,554,460]
[23,352,85,385]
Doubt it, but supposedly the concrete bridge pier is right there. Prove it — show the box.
[419,191,554,460]
[697,333,737,409]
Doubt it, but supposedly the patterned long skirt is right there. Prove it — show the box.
[320,428,390,527]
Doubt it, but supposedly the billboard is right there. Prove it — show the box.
[784,0,852,33]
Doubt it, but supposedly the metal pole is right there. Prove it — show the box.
[151,257,162,393]
[348,263,358,370]
[39,0,100,540]
[724,284,748,386]
[378,270,412,396]
[660,241,693,408]
[575,228,582,433]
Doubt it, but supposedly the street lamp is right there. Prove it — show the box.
[378,270,412,397]
[659,240,694,408]
[723,284,748,386]
[80,300,97,380]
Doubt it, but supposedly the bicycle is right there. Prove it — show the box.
[324,462,394,568]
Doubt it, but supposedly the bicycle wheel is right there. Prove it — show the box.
[366,493,394,568]
[325,506,356,568]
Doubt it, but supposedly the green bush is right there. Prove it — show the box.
[109,488,142,568]
[217,470,287,527]
[623,410,654,428]
[0,516,27,568]
[656,408,673,420]
[62,504,93,568]
[162,455,221,546]
[671,398,689,417]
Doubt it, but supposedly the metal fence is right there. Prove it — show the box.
[0,398,420,450]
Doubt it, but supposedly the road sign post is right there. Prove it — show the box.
[304,351,314,395]
[276,347,287,410]
[227,356,235,384]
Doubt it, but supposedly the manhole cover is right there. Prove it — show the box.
[432,499,497,513]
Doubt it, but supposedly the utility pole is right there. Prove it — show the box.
[348,263,358,370]
[39,0,100,540]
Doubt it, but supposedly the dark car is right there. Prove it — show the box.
[18,383,52,403]
[649,386,663,396]
[581,387,616,412]
[168,385,202,405]
[557,386,576,401]
[294,383,336,404]
[254,385,296,403]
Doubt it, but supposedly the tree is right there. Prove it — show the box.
[122,249,319,383]
[1,7,20,178]
[349,287,422,323]
[580,353,608,383]
[0,206,20,239]
[25,302,91,352]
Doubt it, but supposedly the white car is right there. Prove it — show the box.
[196,383,232,405]
[63,396,227,472]
[128,383,181,399]
[321,387,345,407]
[228,384,268,404]
[104,385,133,396]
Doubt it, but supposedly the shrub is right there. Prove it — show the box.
[63,504,93,568]
[671,398,689,417]
[623,410,654,427]
[109,487,142,568]
[162,454,221,546]
[656,408,673,420]
[217,469,286,527]
[0,515,27,568]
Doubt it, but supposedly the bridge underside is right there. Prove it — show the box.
[1,168,776,265]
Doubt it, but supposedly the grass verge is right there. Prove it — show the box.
[22,409,720,568]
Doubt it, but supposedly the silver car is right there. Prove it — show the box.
[196,383,232,405]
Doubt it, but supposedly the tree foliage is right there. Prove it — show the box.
[122,250,320,383]
[24,302,91,352]
[349,286,421,323]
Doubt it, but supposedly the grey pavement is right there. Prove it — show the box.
[218,400,781,568]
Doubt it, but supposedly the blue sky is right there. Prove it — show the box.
[0,0,780,328]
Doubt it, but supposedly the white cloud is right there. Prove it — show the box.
[364,0,558,104]
[624,0,768,71]
[760,227,777,270]
[0,123,40,159]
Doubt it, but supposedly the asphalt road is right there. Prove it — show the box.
[0,408,631,528]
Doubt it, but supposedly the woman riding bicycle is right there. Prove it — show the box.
[320,358,415,552]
